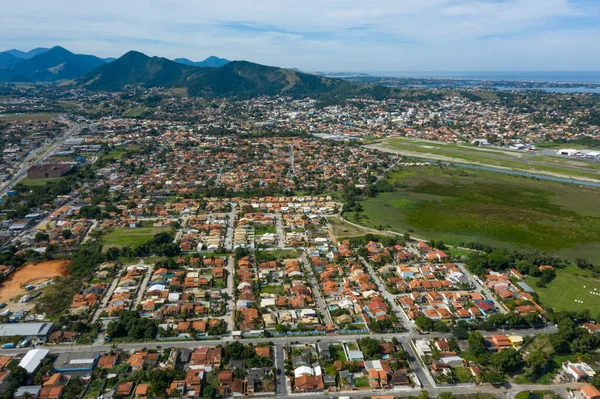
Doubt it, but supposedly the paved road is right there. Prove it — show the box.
[300,251,333,325]
[225,256,235,332]
[134,261,154,307]
[224,203,237,251]
[5,326,556,356]
[275,213,286,249]
[455,262,509,314]
[0,117,79,197]
[358,255,413,330]
[91,275,119,323]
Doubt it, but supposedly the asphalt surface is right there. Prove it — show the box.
[0,116,79,197]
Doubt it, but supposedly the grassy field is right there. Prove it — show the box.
[256,249,299,261]
[18,177,65,187]
[260,285,285,295]
[348,166,600,262]
[124,107,148,117]
[526,270,600,314]
[255,224,275,235]
[327,215,381,241]
[0,112,57,122]
[451,366,475,383]
[354,377,370,388]
[515,391,561,399]
[374,138,600,182]
[330,345,347,361]
[100,148,129,161]
[101,227,170,249]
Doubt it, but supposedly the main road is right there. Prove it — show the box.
[0,116,80,198]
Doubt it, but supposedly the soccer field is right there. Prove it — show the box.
[526,271,600,314]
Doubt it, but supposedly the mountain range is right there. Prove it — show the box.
[74,50,366,100]
[0,46,107,82]
[174,56,230,68]
[1,46,393,100]
[0,47,230,83]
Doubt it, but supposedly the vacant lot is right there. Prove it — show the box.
[327,215,375,239]
[0,112,57,122]
[260,285,285,295]
[0,260,71,303]
[348,166,600,262]
[101,227,170,249]
[124,106,148,117]
[19,177,65,187]
[255,224,275,235]
[525,271,600,314]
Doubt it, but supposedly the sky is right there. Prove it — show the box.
[1,0,600,72]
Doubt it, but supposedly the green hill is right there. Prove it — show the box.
[76,50,383,100]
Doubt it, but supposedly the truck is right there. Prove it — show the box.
[2,343,15,349]
[17,339,30,348]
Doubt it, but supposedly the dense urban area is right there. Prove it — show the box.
[1,80,600,399]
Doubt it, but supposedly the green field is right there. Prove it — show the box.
[348,166,600,262]
[354,377,370,388]
[526,271,600,314]
[18,177,65,187]
[256,249,299,261]
[124,106,148,117]
[0,112,57,122]
[101,227,170,249]
[254,224,275,235]
[101,148,128,160]
[260,285,285,295]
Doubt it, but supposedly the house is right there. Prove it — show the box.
[117,382,134,396]
[390,371,410,388]
[563,361,596,382]
[14,386,42,399]
[571,386,600,399]
[583,323,600,334]
[38,386,64,399]
[294,375,320,392]
[135,384,149,398]
[97,355,118,369]
[489,334,513,351]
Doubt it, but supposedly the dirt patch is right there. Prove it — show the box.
[0,260,71,303]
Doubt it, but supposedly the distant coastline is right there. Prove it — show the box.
[363,71,600,83]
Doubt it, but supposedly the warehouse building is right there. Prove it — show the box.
[19,349,50,374]
[53,352,99,375]
[0,322,54,342]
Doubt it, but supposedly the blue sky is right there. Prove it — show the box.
[1,0,600,71]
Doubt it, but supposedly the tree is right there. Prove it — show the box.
[453,325,469,340]
[484,371,506,385]
[415,315,434,331]
[467,332,488,361]
[357,247,368,258]
[358,337,381,360]
[527,349,547,375]
[489,348,523,373]
[34,232,49,242]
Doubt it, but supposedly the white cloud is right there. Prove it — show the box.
[0,0,598,70]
